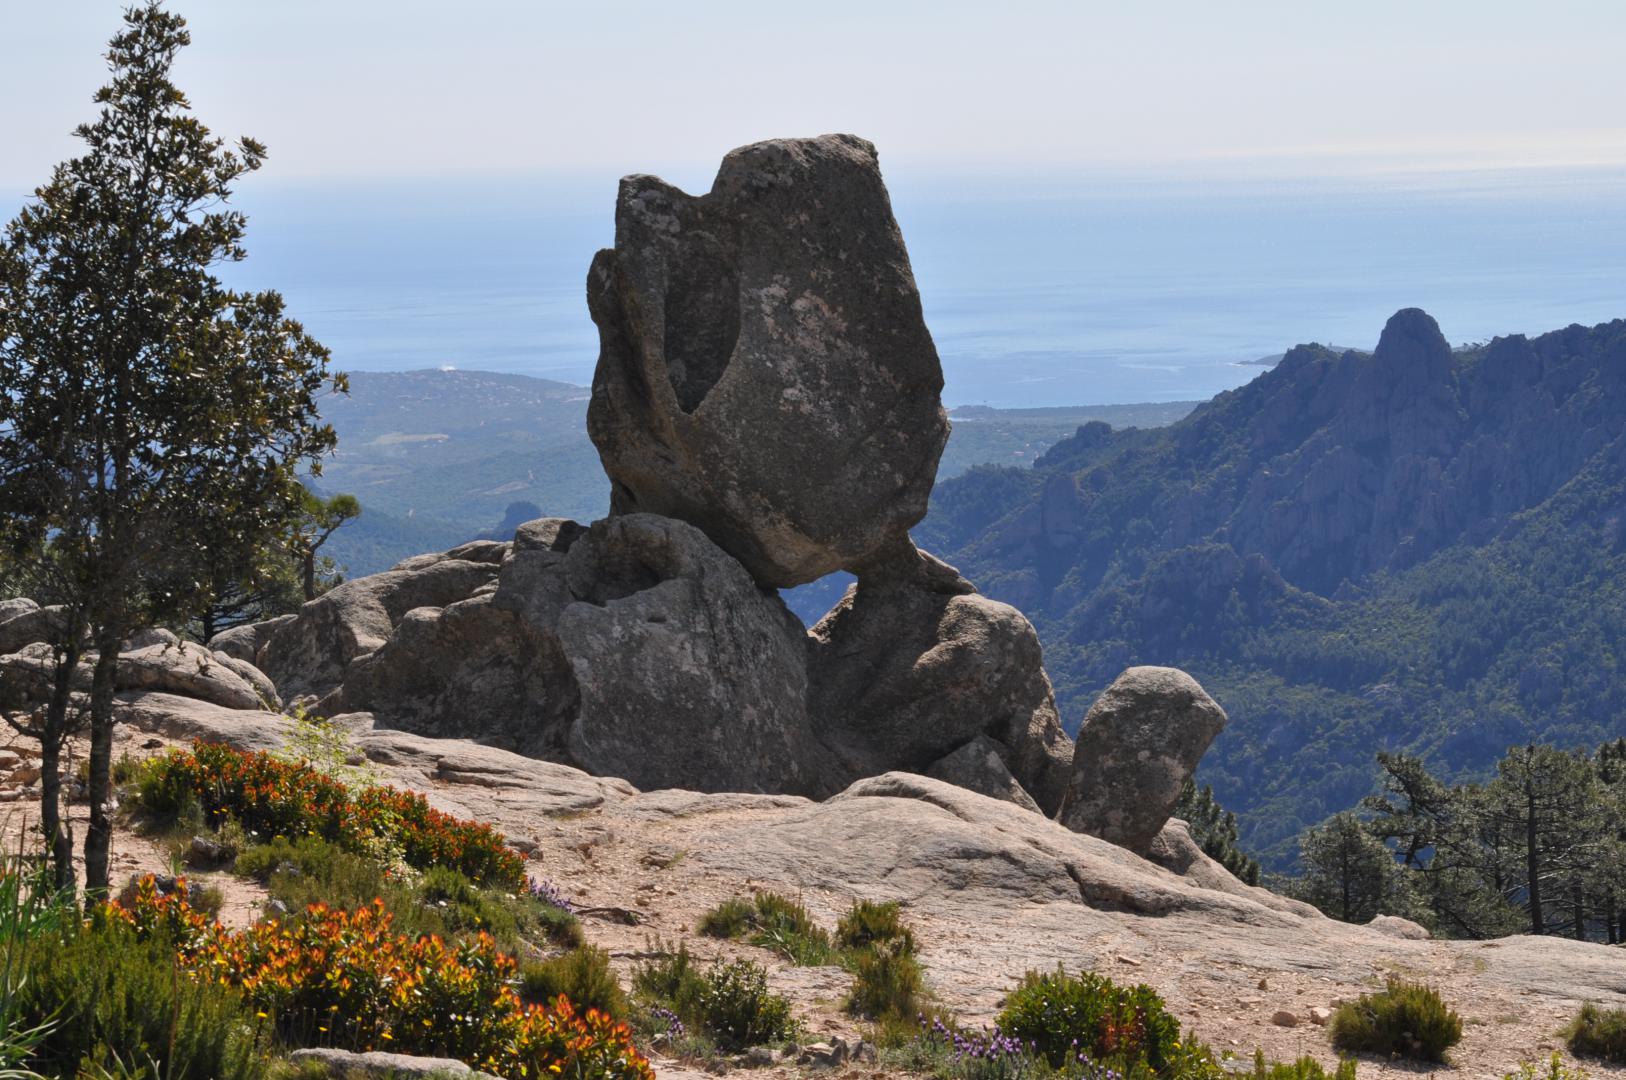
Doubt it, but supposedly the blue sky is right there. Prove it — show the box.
[6,1,1626,190]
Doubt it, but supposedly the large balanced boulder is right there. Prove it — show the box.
[585,134,950,588]
[1057,666,1228,853]
[807,542,1073,813]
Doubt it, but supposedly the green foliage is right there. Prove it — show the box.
[846,943,924,1021]
[418,866,519,941]
[519,946,628,1021]
[1174,781,1260,886]
[631,940,707,1022]
[236,834,445,940]
[835,899,916,955]
[235,835,578,950]
[0,861,74,1078]
[1504,1053,1592,1079]
[136,742,526,888]
[632,946,795,1052]
[695,960,797,1051]
[1329,980,1461,1062]
[1288,813,1417,925]
[272,709,376,789]
[1565,1003,1626,1064]
[696,898,752,939]
[996,968,1181,1073]
[289,488,362,602]
[1244,1051,1357,1080]
[1520,1055,1593,1080]
[10,910,265,1080]
[698,892,835,965]
[0,0,344,897]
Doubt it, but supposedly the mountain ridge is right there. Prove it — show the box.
[923,309,1626,864]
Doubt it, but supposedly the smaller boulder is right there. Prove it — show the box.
[208,613,295,665]
[116,643,265,711]
[1057,666,1228,854]
[0,598,39,624]
[0,604,69,654]
[286,1048,495,1080]
[1367,913,1430,940]
[925,736,1041,813]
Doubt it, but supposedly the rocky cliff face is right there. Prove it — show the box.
[926,310,1626,860]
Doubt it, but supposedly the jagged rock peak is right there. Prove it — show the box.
[586,133,950,589]
[1374,306,1451,363]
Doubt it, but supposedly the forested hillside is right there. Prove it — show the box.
[920,310,1626,865]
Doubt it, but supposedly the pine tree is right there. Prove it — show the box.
[1481,745,1607,936]
[1292,812,1415,924]
[1174,778,1261,885]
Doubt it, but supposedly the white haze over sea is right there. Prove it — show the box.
[148,165,1626,408]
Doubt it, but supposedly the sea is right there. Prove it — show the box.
[110,164,1626,408]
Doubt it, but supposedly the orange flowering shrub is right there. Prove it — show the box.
[138,743,525,887]
[112,878,652,1080]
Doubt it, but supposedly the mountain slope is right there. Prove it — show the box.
[925,310,1626,863]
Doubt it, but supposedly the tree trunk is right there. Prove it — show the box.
[39,638,82,893]
[1525,793,1543,935]
[1340,845,1352,923]
[83,627,121,897]
[302,550,316,602]
[1572,882,1586,941]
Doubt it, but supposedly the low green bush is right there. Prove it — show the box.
[633,944,795,1053]
[234,836,580,950]
[696,959,797,1051]
[698,891,834,965]
[696,897,753,939]
[996,967,1181,1074]
[836,899,916,955]
[520,945,629,1020]
[1246,1050,1358,1079]
[846,942,924,1021]
[633,940,708,1021]
[236,835,445,940]
[1505,1053,1593,1079]
[1330,979,1461,1063]
[1566,1002,1626,1064]
[11,909,265,1080]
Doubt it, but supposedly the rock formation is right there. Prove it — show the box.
[807,540,1073,814]
[585,134,949,589]
[337,513,842,795]
[1058,666,1229,853]
[0,134,1241,869]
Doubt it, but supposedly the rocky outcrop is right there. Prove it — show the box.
[0,641,275,714]
[260,558,500,700]
[550,515,839,795]
[1058,667,1228,853]
[0,603,68,654]
[207,613,295,666]
[114,642,270,711]
[586,134,949,588]
[925,736,1042,814]
[339,515,842,796]
[807,541,1072,814]
[336,594,571,758]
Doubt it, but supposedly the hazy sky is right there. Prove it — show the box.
[6,1,1626,191]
